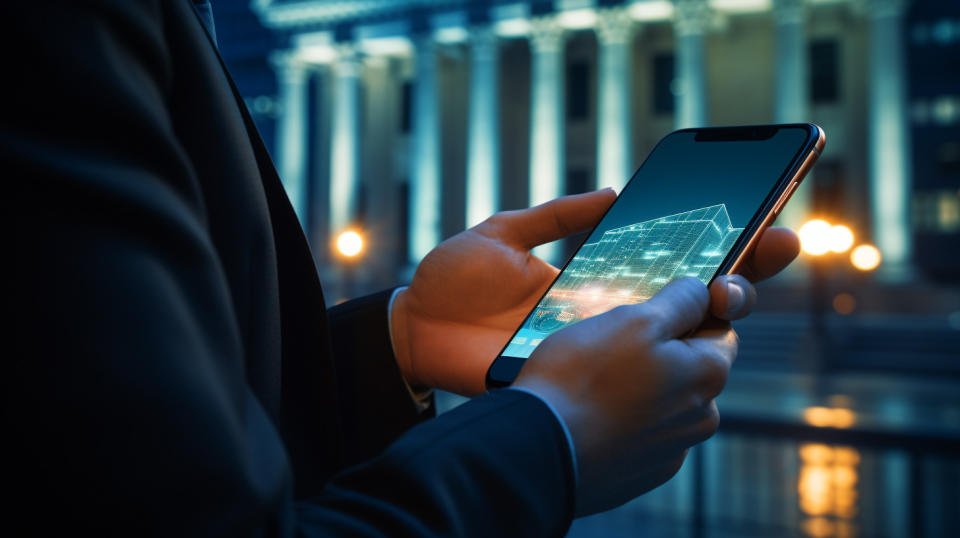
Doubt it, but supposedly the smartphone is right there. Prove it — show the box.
[486,123,826,388]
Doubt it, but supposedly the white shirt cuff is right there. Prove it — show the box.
[503,386,580,488]
[387,286,432,413]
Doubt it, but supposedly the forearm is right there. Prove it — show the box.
[295,390,576,537]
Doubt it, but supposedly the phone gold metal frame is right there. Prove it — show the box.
[725,128,826,276]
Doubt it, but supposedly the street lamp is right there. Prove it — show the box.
[336,230,364,258]
[828,225,854,254]
[333,228,366,302]
[850,244,881,272]
[798,219,834,256]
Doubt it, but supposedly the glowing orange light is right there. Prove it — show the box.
[832,447,861,466]
[802,517,835,538]
[831,408,856,428]
[850,244,881,271]
[335,230,364,258]
[798,443,862,536]
[832,466,859,488]
[829,225,855,253]
[800,443,833,464]
[803,406,857,429]
[799,219,833,256]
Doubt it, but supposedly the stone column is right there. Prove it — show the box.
[466,27,501,228]
[773,0,811,232]
[596,8,635,192]
[308,65,333,256]
[272,51,310,225]
[528,17,566,263]
[330,45,361,236]
[868,0,911,273]
[409,35,442,264]
[672,0,711,129]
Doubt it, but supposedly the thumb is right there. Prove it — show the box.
[494,189,617,250]
[641,277,711,339]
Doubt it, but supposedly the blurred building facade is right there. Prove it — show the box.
[237,0,959,298]
[210,3,960,536]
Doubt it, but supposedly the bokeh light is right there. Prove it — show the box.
[799,219,833,255]
[832,293,857,315]
[829,225,855,253]
[803,406,857,428]
[850,244,882,271]
[335,230,364,258]
[798,443,861,537]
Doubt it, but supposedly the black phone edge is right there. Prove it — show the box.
[485,123,825,390]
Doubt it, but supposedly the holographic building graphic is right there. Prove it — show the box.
[504,204,743,358]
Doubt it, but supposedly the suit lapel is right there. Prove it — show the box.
[183,0,347,493]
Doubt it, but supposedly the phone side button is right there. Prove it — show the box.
[773,181,799,216]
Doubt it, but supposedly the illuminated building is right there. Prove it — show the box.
[239,0,942,280]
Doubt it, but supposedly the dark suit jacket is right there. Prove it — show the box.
[6,1,574,536]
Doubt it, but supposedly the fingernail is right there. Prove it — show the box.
[726,280,745,316]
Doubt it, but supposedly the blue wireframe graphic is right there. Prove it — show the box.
[504,204,743,358]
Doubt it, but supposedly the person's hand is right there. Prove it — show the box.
[513,278,734,516]
[391,188,800,396]
[390,189,618,395]
[511,229,800,516]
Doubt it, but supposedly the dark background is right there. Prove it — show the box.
[212,1,959,536]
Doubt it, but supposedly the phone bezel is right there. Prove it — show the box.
[486,123,826,389]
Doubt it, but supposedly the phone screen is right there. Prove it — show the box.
[498,125,814,361]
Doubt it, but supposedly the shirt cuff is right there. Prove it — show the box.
[503,386,580,488]
[388,286,433,413]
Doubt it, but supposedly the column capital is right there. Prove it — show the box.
[595,7,635,46]
[333,42,359,60]
[269,49,309,80]
[529,16,565,53]
[773,0,807,26]
[333,43,361,76]
[469,26,500,52]
[673,0,712,36]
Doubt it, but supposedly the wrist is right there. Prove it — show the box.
[513,375,594,503]
[389,287,418,387]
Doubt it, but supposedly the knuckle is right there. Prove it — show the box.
[694,403,721,443]
[679,276,710,303]
[730,328,741,354]
[663,454,687,481]
[704,403,721,433]
[608,303,654,335]
[482,211,510,228]
[627,303,661,335]
[697,351,731,398]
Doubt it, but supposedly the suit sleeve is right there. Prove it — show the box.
[327,289,436,468]
[298,389,576,537]
[6,2,575,536]
[8,1,296,534]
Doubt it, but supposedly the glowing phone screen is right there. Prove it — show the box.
[500,127,810,359]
